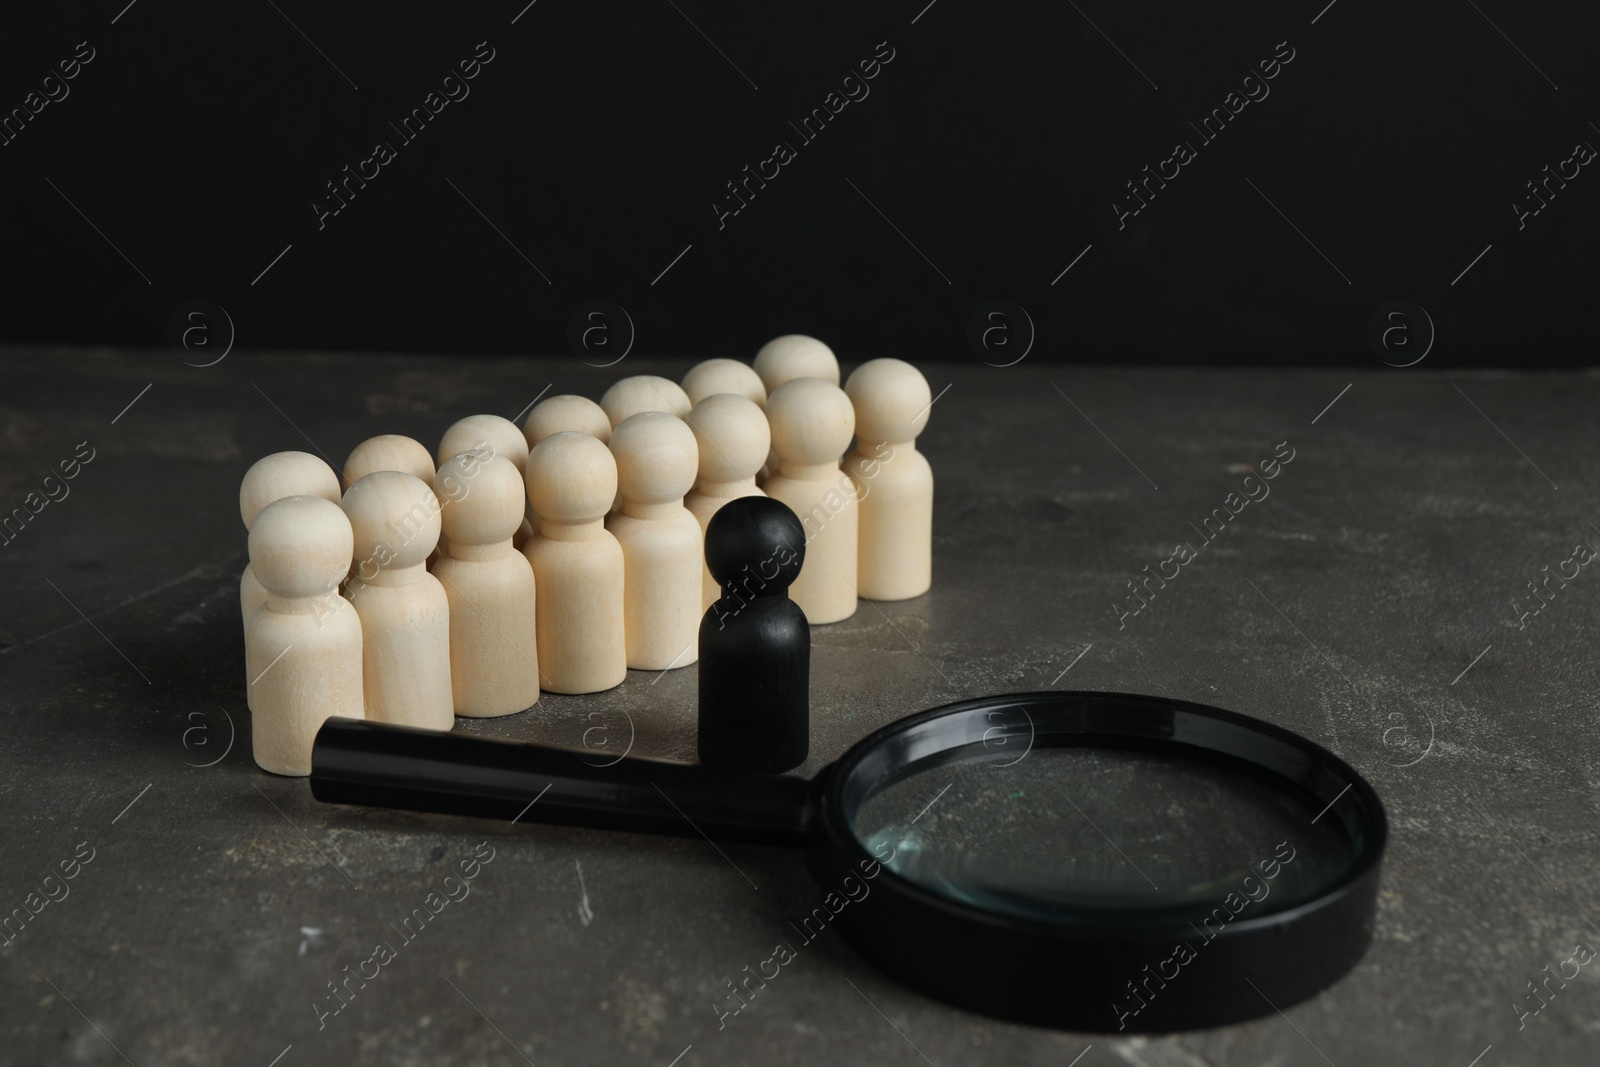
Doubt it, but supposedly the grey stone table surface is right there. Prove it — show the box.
[1,349,1597,1067]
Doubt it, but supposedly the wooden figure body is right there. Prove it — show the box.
[698,496,809,773]
[684,394,769,610]
[682,358,767,407]
[844,358,934,601]
[433,451,539,716]
[246,495,363,776]
[342,471,454,730]
[599,375,692,428]
[606,412,702,670]
[238,451,342,717]
[763,378,858,624]
[523,432,626,693]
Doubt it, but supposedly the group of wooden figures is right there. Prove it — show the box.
[241,335,936,776]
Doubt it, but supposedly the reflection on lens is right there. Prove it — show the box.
[852,744,1355,924]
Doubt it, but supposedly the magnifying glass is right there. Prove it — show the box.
[310,690,1386,1033]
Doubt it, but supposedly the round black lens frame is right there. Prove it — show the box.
[802,691,1387,1033]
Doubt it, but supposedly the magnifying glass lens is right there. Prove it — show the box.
[852,744,1356,924]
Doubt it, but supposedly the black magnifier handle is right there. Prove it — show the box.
[310,717,814,846]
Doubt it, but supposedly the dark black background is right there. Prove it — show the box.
[1,0,1594,365]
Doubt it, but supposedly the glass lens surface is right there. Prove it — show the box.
[851,742,1356,925]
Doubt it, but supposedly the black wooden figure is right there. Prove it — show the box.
[698,496,810,773]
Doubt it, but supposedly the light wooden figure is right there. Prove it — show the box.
[607,412,702,670]
[844,359,934,601]
[344,434,443,563]
[523,432,626,693]
[753,334,839,394]
[239,449,341,628]
[684,394,769,609]
[438,414,529,473]
[753,336,838,484]
[343,434,435,490]
[764,378,858,624]
[438,414,533,551]
[599,376,692,428]
[522,394,612,449]
[521,394,612,538]
[599,377,691,516]
[434,451,540,717]
[682,359,767,407]
[246,495,363,776]
[342,471,454,730]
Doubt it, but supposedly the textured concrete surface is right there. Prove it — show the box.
[1,350,1597,1066]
